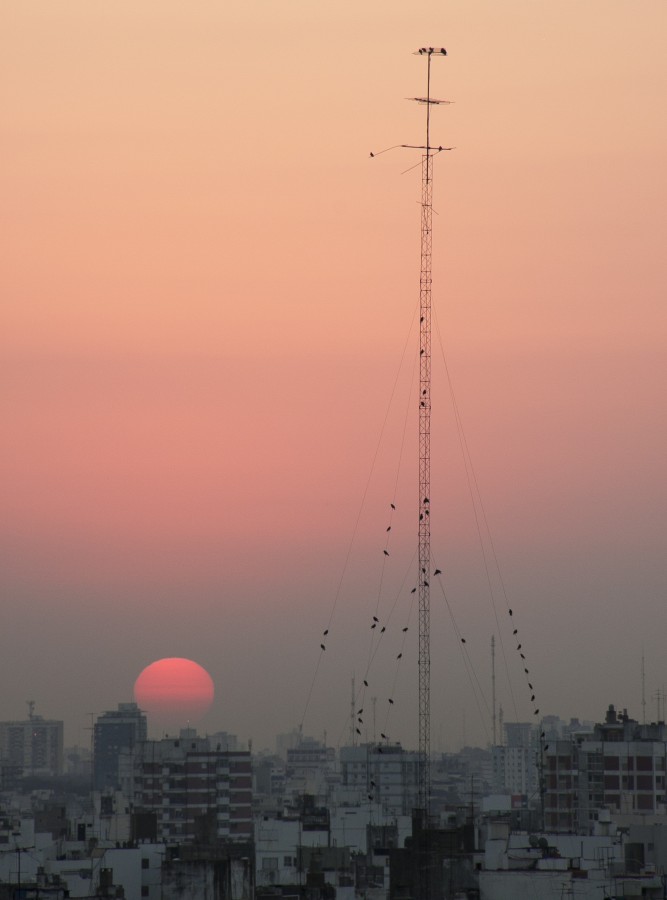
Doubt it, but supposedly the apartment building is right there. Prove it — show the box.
[132,731,252,843]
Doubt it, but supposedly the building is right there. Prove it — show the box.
[132,731,253,843]
[544,704,667,833]
[284,738,336,799]
[339,743,419,816]
[0,712,64,779]
[94,701,147,791]
[492,721,540,801]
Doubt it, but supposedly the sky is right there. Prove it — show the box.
[2,0,666,753]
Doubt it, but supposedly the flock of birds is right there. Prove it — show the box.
[313,495,546,783]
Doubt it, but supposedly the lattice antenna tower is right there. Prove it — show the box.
[371,46,451,823]
[413,45,449,821]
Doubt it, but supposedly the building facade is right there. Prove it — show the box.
[132,732,253,843]
[544,705,667,833]
[94,702,148,791]
[0,715,64,778]
[339,743,419,816]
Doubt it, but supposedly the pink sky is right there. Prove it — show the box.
[2,0,667,749]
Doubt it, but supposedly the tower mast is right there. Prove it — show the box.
[371,47,450,833]
[413,45,448,822]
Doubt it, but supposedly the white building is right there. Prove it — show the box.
[338,743,419,816]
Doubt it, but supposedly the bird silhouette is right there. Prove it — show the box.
[509,608,513,616]
[388,698,394,704]
[461,638,466,644]
[386,526,391,532]
[402,627,408,632]
[434,568,442,575]
[380,627,386,633]
[391,503,396,509]
[364,679,368,687]
[397,653,402,659]
[323,629,329,636]
[320,644,326,650]
[373,616,379,622]
[383,550,389,556]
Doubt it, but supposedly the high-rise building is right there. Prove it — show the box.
[492,721,540,800]
[132,732,252,843]
[0,714,64,778]
[94,702,147,791]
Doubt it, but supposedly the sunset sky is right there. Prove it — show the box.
[2,0,666,751]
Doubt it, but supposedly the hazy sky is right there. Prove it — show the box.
[2,0,666,752]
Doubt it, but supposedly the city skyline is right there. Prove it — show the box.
[2,0,667,753]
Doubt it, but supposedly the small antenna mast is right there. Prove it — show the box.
[491,636,497,745]
[350,674,356,746]
[641,648,646,726]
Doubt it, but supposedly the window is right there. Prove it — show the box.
[141,888,149,897]
[283,856,293,867]
[262,858,279,870]
[142,858,149,870]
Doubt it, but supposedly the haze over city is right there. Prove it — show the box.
[2,0,666,753]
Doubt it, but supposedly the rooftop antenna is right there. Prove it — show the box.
[350,674,357,746]
[641,647,646,726]
[492,635,497,745]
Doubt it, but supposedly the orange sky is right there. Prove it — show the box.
[2,0,667,749]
